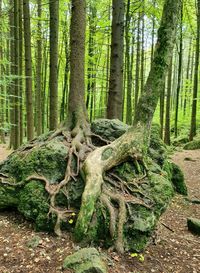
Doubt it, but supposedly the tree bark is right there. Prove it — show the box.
[164,55,173,145]
[36,0,42,136]
[49,0,59,130]
[75,0,181,253]
[189,0,200,141]
[14,0,20,149]
[67,0,88,128]
[23,0,34,141]
[174,3,183,138]
[107,0,124,120]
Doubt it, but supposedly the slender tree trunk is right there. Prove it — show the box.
[14,0,20,149]
[60,21,69,122]
[49,0,59,130]
[190,0,200,140]
[134,13,141,116]
[36,0,42,136]
[140,0,145,94]
[151,0,155,66]
[174,3,183,138]
[183,38,192,116]
[125,0,133,125]
[23,0,34,141]
[0,0,5,143]
[107,0,124,120]
[164,55,173,145]
[19,0,23,144]
[9,0,15,148]
[160,79,165,139]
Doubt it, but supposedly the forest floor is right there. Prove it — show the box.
[0,145,200,273]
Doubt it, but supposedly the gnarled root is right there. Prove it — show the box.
[74,124,149,253]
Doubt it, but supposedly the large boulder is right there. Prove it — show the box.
[0,119,184,252]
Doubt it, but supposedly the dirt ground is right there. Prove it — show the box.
[0,145,200,273]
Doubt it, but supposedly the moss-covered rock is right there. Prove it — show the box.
[162,161,187,195]
[187,218,200,235]
[0,119,178,252]
[0,185,19,209]
[183,138,200,150]
[63,247,107,273]
[172,135,189,146]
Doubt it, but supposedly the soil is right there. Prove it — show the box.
[0,145,200,273]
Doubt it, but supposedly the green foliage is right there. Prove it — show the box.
[184,138,200,150]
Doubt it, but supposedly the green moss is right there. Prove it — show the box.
[125,229,150,252]
[18,180,54,231]
[172,135,189,146]
[171,162,187,195]
[184,139,200,150]
[101,147,113,160]
[0,185,19,209]
[187,218,200,235]
[1,139,68,182]
[162,161,187,195]
[148,124,167,166]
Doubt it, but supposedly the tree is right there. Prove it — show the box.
[36,0,42,136]
[190,0,200,140]
[174,2,183,138]
[75,0,181,253]
[13,0,20,149]
[107,0,124,120]
[164,55,173,145]
[0,0,181,255]
[49,0,59,130]
[23,0,34,141]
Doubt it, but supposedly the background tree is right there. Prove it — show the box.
[49,0,59,130]
[23,0,34,141]
[107,0,124,120]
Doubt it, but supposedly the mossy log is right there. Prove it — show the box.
[0,120,184,252]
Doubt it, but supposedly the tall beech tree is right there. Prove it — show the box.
[190,0,200,140]
[36,0,42,136]
[23,0,34,141]
[107,0,124,120]
[174,2,183,138]
[75,0,181,253]
[49,0,59,130]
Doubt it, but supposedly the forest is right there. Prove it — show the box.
[0,0,200,272]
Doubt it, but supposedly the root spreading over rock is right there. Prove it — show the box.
[0,120,186,253]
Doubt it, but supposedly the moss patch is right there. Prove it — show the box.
[183,139,200,150]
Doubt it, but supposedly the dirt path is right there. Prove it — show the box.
[0,146,200,273]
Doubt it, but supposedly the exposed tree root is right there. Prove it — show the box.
[0,123,153,253]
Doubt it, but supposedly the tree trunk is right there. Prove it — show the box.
[0,0,5,143]
[67,0,88,128]
[49,0,59,130]
[164,55,173,145]
[160,79,166,139]
[125,0,133,125]
[174,3,183,138]
[14,0,20,149]
[189,0,200,141]
[107,0,124,120]
[183,38,192,116]
[134,12,141,116]
[75,0,181,253]
[19,0,23,145]
[36,0,42,136]
[23,0,34,141]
